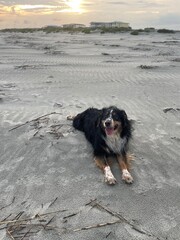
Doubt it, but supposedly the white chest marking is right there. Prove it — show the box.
[104,135,126,154]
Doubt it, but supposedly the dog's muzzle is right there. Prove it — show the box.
[105,118,112,127]
[104,117,119,136]
[104,118,114,135]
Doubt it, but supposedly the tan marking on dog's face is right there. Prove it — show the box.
[113,120,122,134]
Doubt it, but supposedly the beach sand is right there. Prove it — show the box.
[0,31,180,239]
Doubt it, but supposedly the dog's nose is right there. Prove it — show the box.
[105,120,112,127]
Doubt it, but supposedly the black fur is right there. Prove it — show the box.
[73,106,131,157]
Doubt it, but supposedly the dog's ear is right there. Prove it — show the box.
[121,110,128,125]
[116,109,128,128]
[96,110,103,127]
[120,110,131,138]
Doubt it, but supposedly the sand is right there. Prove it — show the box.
[0,31,180,239]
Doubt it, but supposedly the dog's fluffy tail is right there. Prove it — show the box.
[73,112,86,132]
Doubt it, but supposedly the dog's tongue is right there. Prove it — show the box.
[106,127,114,135]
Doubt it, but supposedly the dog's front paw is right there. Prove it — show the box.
[122,169,133,184]
[105,175,117,185]
[104,166,117,185]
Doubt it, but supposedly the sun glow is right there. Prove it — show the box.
[64,0,82,13]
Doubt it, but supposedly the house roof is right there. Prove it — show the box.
[90,21,129,25]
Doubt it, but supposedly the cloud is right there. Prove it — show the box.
[0,0,62,5]
[106,1,128,5]
[106,0,165,7]
[0,1,83,16]
[138,1,166,7]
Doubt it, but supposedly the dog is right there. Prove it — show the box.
[72,106,133,185]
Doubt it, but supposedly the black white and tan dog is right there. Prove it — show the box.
[72,106,133,185]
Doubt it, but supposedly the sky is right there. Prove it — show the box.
[0,0,180,30]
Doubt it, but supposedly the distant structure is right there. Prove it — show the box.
[90,21,130,28]
[63,23,86,28]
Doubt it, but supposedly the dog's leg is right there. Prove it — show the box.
[117,155,133,184]
[94,156,116,185]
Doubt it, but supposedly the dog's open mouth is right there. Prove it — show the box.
[105,124,118,135]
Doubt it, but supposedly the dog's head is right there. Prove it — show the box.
[100,106,130,137]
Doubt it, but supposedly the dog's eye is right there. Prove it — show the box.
[112,113,119,120]
[103,113,110,119]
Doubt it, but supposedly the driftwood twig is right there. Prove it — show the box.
[63,213,77,219]
[38,209,67,217]
[91,201,154,238]
[0,217,34,226]
[12,211,24,221]
[92,202,127,223]
[0,197,15,211]
[45,216,55,228]
[73,220,120,232]
[1,214,12,222]
[106,231,112,238]
[48,197,58,208]
[6,229,15,240]
[85,198,97,206]
[9,112,61,131]
[19,227,32,240]
[0,208,67,226]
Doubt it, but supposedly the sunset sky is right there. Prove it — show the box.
[0,0,180,30]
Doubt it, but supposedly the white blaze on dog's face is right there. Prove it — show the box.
[101,108,122,136]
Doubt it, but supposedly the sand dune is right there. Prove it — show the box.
[0,31,180,239]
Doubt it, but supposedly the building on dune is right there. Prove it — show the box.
[90,21,130,29]
[63,24,86,28]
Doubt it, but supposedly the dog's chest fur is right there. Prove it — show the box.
[104,134,126,154]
